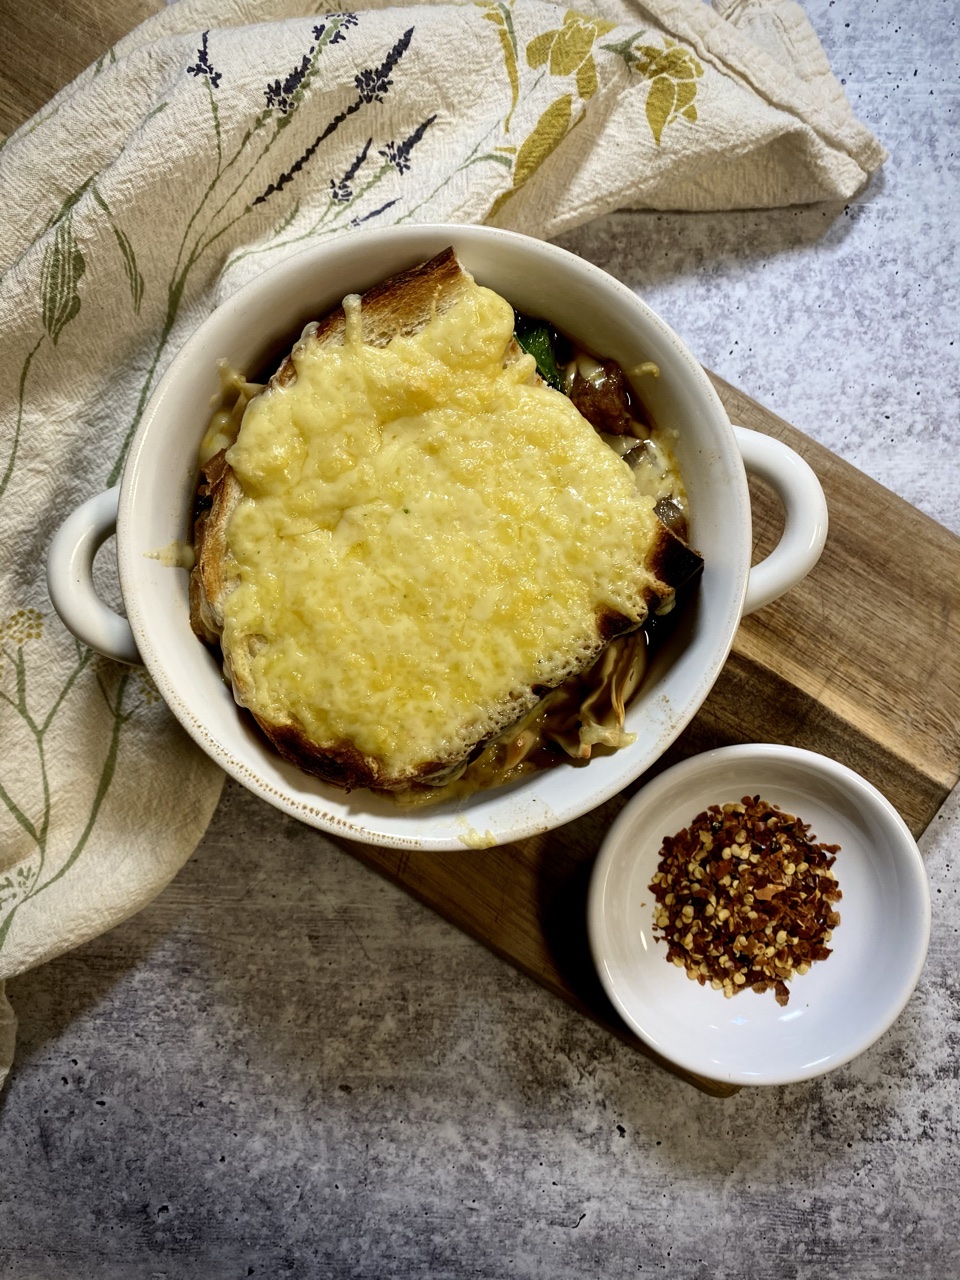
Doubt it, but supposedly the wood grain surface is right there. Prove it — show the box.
[5,2,960,1096]
[0,0,161,139]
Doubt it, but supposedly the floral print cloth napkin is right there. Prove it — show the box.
[0,0,883,1083]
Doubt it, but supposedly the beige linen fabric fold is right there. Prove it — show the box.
[0,0,883,1087]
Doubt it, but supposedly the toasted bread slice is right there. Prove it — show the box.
[190,249,701,793]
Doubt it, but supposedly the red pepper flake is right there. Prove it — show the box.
[648,795,841,1006]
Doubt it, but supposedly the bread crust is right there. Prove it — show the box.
[191,448,243,643]
[271,246,467,395]
[189,249,703,793]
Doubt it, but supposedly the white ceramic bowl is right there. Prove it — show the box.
[588,744,932,1086]
[47,225,827,850]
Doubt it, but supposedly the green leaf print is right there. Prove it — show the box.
[112,225,145,313]
[0,632,133,957]
[479,3,521,132]
[0,338,42,506]
[92,187,145,313]
[44,178,94,231]
[40,216,85,345]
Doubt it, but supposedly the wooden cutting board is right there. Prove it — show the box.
[336,374,960,1096]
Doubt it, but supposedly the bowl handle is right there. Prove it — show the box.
[734,425,828,615]
[46,486,142,665]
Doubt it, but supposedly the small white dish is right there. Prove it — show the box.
[588,744,931,1086]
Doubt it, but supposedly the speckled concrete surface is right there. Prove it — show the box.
[2,2,959,1277]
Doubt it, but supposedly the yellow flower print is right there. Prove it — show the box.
[0,608,43,680]
[613,36,704,145]
[1,609,43,646]
[526,10,616,102]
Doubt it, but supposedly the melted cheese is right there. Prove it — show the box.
[145,540,195,570]
[222,275,669,779]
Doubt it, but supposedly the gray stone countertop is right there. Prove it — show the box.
[2,2,958,1276]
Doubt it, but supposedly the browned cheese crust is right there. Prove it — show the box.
[188,248,703,793]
